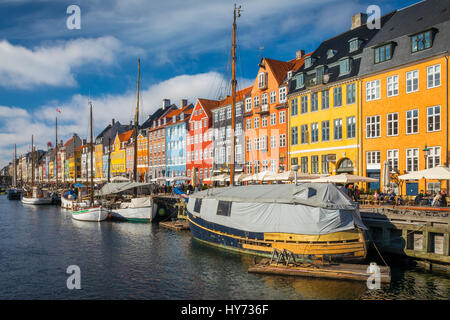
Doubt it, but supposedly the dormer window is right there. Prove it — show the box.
[180,113,184,120]
[411,29,433,53]
[339,58,351,75]
[316,66,325,84]
[326,49,336,59]
[295,73,305,89]
[304,56,312,68]
[172,116,176,123]
[287,71,293,79]
[258,72,267,89]
[158,119,161,126]
[374,43,392,64]
[349,38,360,53]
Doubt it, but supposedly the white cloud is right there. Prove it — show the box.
[0,71,253,168]
[0,36,122,88]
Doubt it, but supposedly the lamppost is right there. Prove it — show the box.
[423,144,430,194]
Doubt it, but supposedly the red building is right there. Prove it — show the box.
[186,98,219,185]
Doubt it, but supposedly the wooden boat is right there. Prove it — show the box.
[71,102,108,222]
[72,205,108,222]
[109,196,157,222]
[187,183,368,263]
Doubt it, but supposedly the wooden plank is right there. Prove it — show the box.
[159,220,190,231]
[248,262,391,283]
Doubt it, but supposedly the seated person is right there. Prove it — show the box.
[414,190,424,205]
[432,192,442,207]
[439,190,447,207]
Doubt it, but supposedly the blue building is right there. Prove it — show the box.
[164,101,193,180]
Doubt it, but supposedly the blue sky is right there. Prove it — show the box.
[0,0,419,167]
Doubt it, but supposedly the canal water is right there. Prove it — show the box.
[0,195,448,300]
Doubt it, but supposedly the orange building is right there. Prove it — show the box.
[359,1,449,195]
[244,53,308,174]
[137,131,148,182]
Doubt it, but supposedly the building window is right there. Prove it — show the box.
[406,148,419,172]
[406,109,419,134]
[295,73,304,89]
[246,118,251,130]
[301,157,308,173]
[301,124,308,144]
[311,122,319,143]
[270,135,277,148]
[387,75,399,97]
[254,117,259,129]
[321,90,329,110]
[311,92,318,112]
[387,149,399,173]
[427,146,441,168]
[333,119,342,140]
[280,134,286,147]
[333,87,342,107]
[270,91,276,104]
[311,156,319,174]
[367,151,381,166]
[339,58,350,75]
[261,93,268,107]
[270,159,277,173]
[279,87,287,102]
[346,83,356,104]
[279,111,285,124]
[374,44,392,64]
[347,116,356,139]
[254,160,260,173]
[254,137,260,151]
[321,155,329,174]
[366,80,380,101]
[291,98,298,116]
[406,70,419,93]
[291,127,298,145]
[411,30,432,53]
[304,56,312,68]
[262,116,268,128]
[387,113,399,136]
[366,115,381,138]
[270,113,276,126]
[427,105,440,132]
[253,96,260,108]
[245,98,252,112]
[301,95,308,113]
[321,120,330,142]
[427,64,441,88]
[258,72,267,89]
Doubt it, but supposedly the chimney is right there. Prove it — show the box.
[112,118,115,126]
[351,13,367,30]
[162,99,171,109]
[180,99,188,108]
[296,49,305,60]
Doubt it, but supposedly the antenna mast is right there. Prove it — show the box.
[134,58,140,184]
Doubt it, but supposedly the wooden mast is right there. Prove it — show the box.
[133,58,140,184]
[230,4,241,187]
[73,133,77,184]
[13,144,16,187]
[90,102,94,205]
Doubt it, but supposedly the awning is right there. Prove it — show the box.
[398,165,450,180]
[311,173,378,184]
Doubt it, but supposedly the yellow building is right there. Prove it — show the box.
[111,130,132,176]
[68,150,81,181]
[94,143,103,179]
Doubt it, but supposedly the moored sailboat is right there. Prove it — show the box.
[21,135,53,205]
[71,102,108,222]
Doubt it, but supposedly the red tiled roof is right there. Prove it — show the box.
[217,86,253,108]
[118,130,133,143]
[264,58,294,85]
[63,137,73,147]
[197,98,220,117]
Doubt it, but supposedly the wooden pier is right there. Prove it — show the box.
[360,205,450,273]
